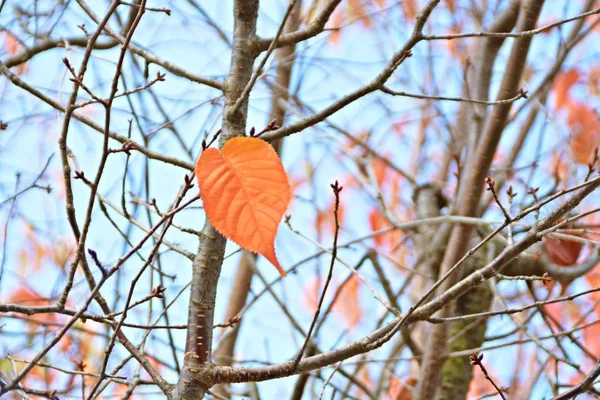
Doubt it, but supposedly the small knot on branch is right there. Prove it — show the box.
[151,284,166,299]
[517,87,529,99]
[202,128,222,150]
[87,248,106,275]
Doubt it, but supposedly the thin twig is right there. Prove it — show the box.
[470,353,507,400]
[293,180,343,369]
[422,7,600,40]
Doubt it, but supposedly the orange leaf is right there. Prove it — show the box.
[196,137,291,275]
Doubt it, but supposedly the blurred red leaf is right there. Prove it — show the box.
[585,262,600,302]
[372,157,389,187]
[536,17,557,35]
[335,275,362,327]
[549,151,569,183]
[369,209,392,247]
[553,69,580,109]
[368,209,408,265]
[402,0,418,20]
[315,196,344,236]
[583,321,600,355]
[22,364,57,387]
[2,33,26,75]
[566,102,600,164]
[544,236,584,266]
[443,25,468,64]
[301,274,362,328]
[467,364,502,399]
[8,286,51,307]
[18,223,76,275]
[348,0,372,28]
[387,376,417,400]
[328,10,344,44]
[589,66,600,96]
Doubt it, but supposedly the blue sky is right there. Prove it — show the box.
[1,0,600,398]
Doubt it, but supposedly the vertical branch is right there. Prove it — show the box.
[470,0,521,144]
[267,0,302,155]
[435,243,494,400]
[220,0,260,144]
[174,233,228,399]
[408,184,449,379]
[174,1,260,399]
[212,3,302,397]
[414,1,545,399]
[451,0,521,205]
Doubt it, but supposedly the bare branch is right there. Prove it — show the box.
[255,0,342,51]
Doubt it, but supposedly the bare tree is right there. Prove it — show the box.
[2,0,600,399]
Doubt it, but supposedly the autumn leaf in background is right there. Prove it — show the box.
[552,68,600,164]
[302,274,363,328]
[18,222,75,276]
[195,137,292,275]
[401,0,418,20]
[544,234,584,266]
[1,32,26,75]
[553,68,580,110]
[387,376,417,400]
[543,218,585,267]
[317,0,387,44]
[335,275,363,327]
[566,102,600,165]
[468,365,503,400]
